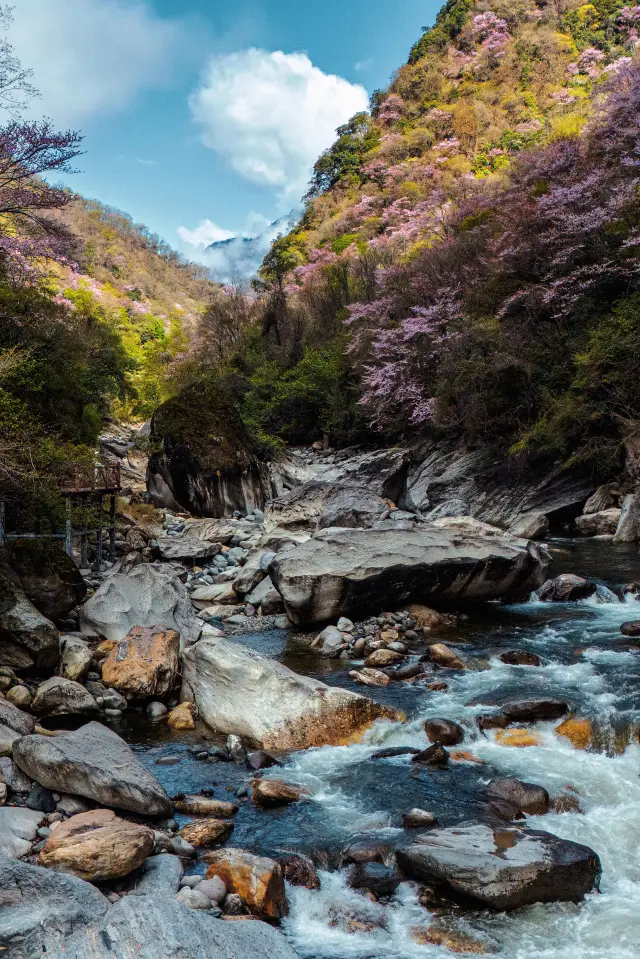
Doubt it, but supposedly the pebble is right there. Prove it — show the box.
[180,875,204,888]
[36,827,52,839]
[156,756,180,766]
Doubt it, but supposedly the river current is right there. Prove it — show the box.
[119,539,640,959]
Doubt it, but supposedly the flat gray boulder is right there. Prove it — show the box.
[31,677,99,717]
[0,808,43,858]
[0,856,108,950]
[0,699,36,737]
[182,635,398,751]
[13,722,171,817]
[33,893,301,959]
[396,822,600,911]
[317,486,386,530]
[79,564,201,646]
[270,526,550,626]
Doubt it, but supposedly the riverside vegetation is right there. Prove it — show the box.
[1,2,640,958]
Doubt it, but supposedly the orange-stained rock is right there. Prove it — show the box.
[410,926,488,954]
[407,605,447,629]
[174,796,237,818]
[39,808,154,881]
[101,626,179,699]
[428,644,465,669]
[496,728,543,748]
[167,701,197,730]
[251,779,308,808]
[364,649,404,668]
[205,848,287,918]
[450,750,484,764]
[95,639,117,658]
[555,717,593,750]
[179,818,233,847]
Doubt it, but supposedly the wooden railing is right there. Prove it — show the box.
[59,463,121,494]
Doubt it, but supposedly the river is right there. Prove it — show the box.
[116,539,640,959]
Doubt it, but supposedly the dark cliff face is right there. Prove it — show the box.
[147,383,271,517]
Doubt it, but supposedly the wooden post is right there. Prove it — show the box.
[65,498,72,557]
[109,494,116,562]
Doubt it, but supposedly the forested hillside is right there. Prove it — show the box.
[168,0,640,478]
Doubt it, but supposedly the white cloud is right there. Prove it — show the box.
[177,219,236,248]
[178,209,301,281]
[8,0,181,124]
[188,49,369,200]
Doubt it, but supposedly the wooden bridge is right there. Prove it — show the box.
[0,462,122,569]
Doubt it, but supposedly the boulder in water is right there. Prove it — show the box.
[424,719,464,746]
[179,819,234,848]
[251,779,308,808]
[204,848,288,919]
[13,721,172,817]
[536,574,596,602]
[396,821,600,910]
[575,509,621,536]
[499,649,541,666]
[614,493,640,543]
[509,512,549,541]
[181,635,399,751]
[620,620,640,637]
[486,778,549,815]
[269,526,550,627]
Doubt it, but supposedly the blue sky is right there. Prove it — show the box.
[9,0,441,262]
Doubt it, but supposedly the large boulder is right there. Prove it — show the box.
[101,625,180,699]
[0,698,36,737]
[60,635,93,683]
[0,856,109,949]
[575,509,621,536]
[13,721,171,817]
[204,849,288,919]
[270,526,550,626]
[39,809,155,881]
[148,383,270,517]
[79,564,201,647]
[34,893,301,959]
[317,487,386,530]
[5,540,86,621]
[0,558,59,669]
[536,574,595,602]
[396,822,601,910]
[614,493,640,543]
[182,635,398,751]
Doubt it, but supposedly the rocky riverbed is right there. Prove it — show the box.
[1,447,640,958]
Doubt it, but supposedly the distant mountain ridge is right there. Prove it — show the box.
[205,210,300,281]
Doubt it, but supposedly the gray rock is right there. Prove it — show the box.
[396,822,601,910]
[245,576,283,615]
[176,886,212,910]
[583,485,616,514]
[0,856,108,948]
[486,778,549,815]
[13,722,171,817]
[270,526,550,626]
[317,486,386,530]
[0,699,36,737]
[34,893,301,959]
[32,677,99,717]
[575,508,621,536]
[79,564,201,647]
[60,636,93,684]
[614,493,640,543]
[233,552,267,598]
[147,702,168,719]
[316,625,346,656]
[127,854,184,896]
[0,757,33,792]
[0,807,43,858]
[509,512,549,541]
[198,876,227,903]
[536,574,596,602]
[402,808,438,828]
[0,723,20,758]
